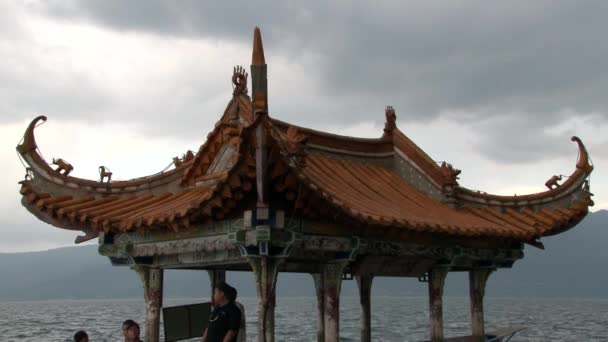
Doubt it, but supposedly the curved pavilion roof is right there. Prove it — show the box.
[16,28,593,247]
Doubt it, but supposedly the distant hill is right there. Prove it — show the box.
[0,210,606,301]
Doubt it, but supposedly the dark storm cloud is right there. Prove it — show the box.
[0,66,113,124]
[30,0,608,162]
[34,1,608,113]
[472,115,571,164]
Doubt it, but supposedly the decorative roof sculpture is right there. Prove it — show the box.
[16,28,594,248]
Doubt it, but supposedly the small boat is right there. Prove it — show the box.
[424,326,526,342]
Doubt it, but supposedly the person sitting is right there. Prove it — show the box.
[201,282,242,342]
[73,330,88,342]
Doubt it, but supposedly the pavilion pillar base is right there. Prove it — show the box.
[356,275,373,342]
[207,269,226,307]
[470,269,493,340]
[134,266,163,342]
[314,261,348,342]
[428,268,448,342]
[312,273,325,342]
[248,257,282,342]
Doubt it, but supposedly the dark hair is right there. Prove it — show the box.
[124,320,140,332]
[215,281,237,302]
[73,330,88,342]
[122,319,136,327]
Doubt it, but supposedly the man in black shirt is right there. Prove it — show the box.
[202,282,241,342]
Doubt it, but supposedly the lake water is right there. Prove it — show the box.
[0,297,607,341]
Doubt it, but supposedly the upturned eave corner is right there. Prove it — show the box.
[571,136,594,173]
[17,115,47,154]
[456,135,594,206]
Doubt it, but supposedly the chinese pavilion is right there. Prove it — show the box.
[16,28,594,342]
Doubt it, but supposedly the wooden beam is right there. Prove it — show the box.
[248,257,282,342]
[134,266,163,342]
[322,262,348,342]
[255,121,269,210]
[356,275,373,342]
[470,269,493,339]
[311,273,325,342]
[428,268,448,342]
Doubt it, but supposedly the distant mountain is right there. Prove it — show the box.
[0,210,606,301]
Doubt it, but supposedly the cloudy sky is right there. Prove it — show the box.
[1,1,606,252]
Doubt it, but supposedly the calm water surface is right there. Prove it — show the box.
[0,297,606,341]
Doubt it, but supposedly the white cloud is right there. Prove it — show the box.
[0,2,606,252]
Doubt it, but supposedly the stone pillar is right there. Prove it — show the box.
[428,268,448,342]
[311,273,325,342]
[248,257,282,342]
[469,269,493,339]
[356,275,373,342]
[322,262,348,342]
[135,266,164,342]
[207,269,226,307]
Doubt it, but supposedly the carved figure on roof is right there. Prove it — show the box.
[51,158,73,176]
[173,150,195,168]
[99,166,113,183]
[384,106,397,136]
[232,65,248,96]
[545,175,562,190]
[24,167,34,181]
[184,150,195,161]
[440,162,461,184]
[284,126,307,156]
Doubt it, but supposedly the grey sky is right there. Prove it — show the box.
[36,1,608,114]
[1,1,606,251]
[27,1,608,159]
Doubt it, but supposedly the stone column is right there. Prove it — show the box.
[248,257,282,342]
[428,268,448,342]
[134,266,164,342]
[469,269,493,339]
[311,273,325,342]
[322,262,348,342]
[207,269,226,307]
[356,275,373,342]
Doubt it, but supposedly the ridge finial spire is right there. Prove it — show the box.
[251,27,268,117]
[252,26,266,65]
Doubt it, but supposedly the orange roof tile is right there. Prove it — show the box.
[290,153,589,241]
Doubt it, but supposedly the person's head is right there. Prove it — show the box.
[73,330,88,342]
[124,320,140,341]
[121,319,136,336]
[213,282,237,305]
